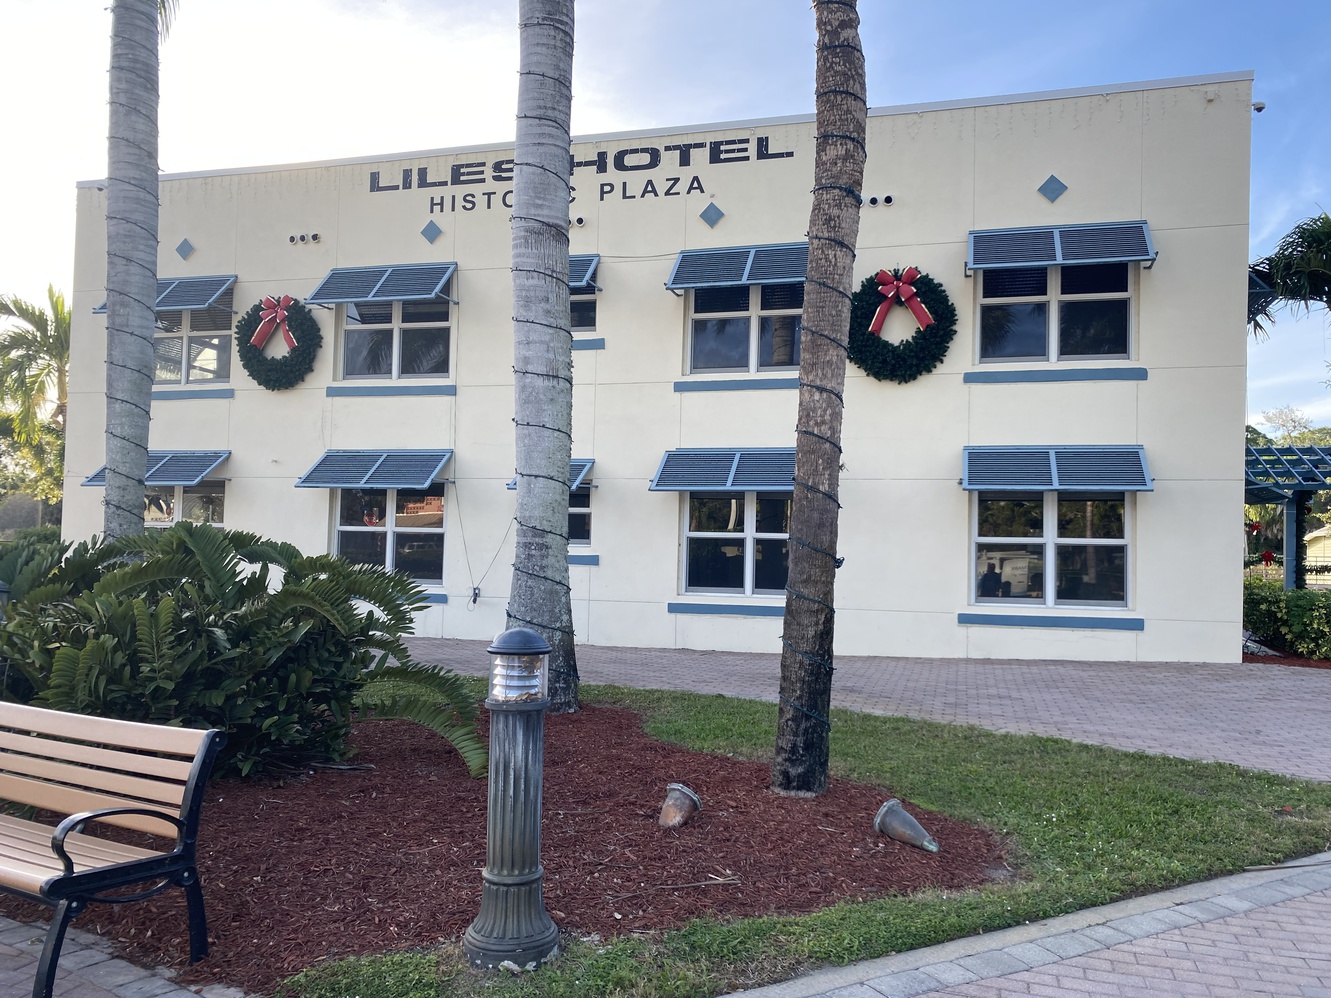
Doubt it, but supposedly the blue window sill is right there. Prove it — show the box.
[568,553,599,566]
[668,601,784,618]
[422,593,449,605]
[326,384,457,397]
[151,387,234,400]
[958,612,1143,631]
[572,338,605,351]
[674,378,800,393]
[963,367,1148,384]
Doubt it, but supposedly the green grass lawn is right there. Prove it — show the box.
[282,685,1331,998]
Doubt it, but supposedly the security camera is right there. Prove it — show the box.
[1252,101,1267,113]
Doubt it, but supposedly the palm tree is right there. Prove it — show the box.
[506,0,580,712]
[771,0,867,796]
[103,0,177,540]
[1249,211,1331,336]
[0,286,70,442]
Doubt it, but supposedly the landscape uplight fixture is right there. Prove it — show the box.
[463,627,560,970]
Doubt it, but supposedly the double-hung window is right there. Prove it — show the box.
[146,483,226,528]
[570,254,599,333]
[665,243,808,375]
[973,491,1127,606]
[978,263,1131,361]
[690,283,803,372]
[306,263,457,381]
[335,485,447,583]
[684,492,790,594]
[967,221,1154,363]
[963,445,1152,609]
[155,292,234,385]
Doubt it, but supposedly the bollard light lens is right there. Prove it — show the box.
[489,652,548,702]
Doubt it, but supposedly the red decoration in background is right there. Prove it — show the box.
[869,267,935,335]
[250,295,297,349]
[1261,550,1276,566]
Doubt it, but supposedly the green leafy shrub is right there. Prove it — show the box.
[1243,576,1331,659]
[0,523,485,776]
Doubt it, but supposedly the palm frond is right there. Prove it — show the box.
[356,663,487,776]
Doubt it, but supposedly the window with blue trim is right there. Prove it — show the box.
[154,289,233,385]
[979,263,1131,362]
[973,491,1128,606]
[684,492,789,594]
[689,284,802,373]
[336,484,447,583]
[145,483,226,528]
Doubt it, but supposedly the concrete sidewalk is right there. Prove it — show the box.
[6,642,1330,997]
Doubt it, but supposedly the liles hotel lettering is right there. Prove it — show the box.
[368,135,795,212]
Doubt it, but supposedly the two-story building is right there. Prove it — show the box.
[63,71,1254,663]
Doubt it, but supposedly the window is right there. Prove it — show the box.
[571,292,596,332]
[154,291,233,385]
[336,484,446,583]
[689,283,803,372]
[978,262,1130,362]
[342,296,451,379]
[569,485,591,545]
[684,492,789,594]
[973,491,1127,606]
[144,482,225,527]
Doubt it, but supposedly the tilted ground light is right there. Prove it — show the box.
[658,783,702,828]
[873,798,939,853]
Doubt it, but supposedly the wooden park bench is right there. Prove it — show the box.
[0,702,224,998]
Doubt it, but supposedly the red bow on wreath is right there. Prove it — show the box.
[250,295,297,350]
[869,268,935,335]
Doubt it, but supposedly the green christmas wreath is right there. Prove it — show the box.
[235,296,323,391]
[847,267,957,383]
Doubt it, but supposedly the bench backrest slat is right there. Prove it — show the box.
[0,749,187,811]
[0,771,182,837]
[0,731,195,784]
[0,703,206,758]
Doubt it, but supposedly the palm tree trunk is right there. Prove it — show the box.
[771,0,867,796]
[507,0,580,712]
[103,0,159,540]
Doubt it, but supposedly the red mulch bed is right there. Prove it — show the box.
[0,706,1004,995]
[1244,652,1331,670]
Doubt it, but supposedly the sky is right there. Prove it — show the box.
[2,0,1328,431]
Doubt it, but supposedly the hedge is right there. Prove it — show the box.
[1243,576,1331,660]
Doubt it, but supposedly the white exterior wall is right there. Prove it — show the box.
[64,73,1253,663]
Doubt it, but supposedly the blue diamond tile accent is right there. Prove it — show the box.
[175,238,195,260]
[1037,175,1068,203]
[699,203,725,228]
[421,220,443,244]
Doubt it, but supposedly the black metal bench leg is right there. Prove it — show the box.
[32,899,82,998]
[180,869,209,962]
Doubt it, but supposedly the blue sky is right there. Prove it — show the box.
[2,0,1326,429]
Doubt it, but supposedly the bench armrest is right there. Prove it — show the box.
[50,808,186,877]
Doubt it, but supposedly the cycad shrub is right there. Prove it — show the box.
[1243,575,1331,660]
[0,523,484,776]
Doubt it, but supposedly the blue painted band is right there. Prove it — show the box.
[572,338,605,351]
[957,612,1144,631]
[963,367,1148,384]
[673,378,800,393]
[567,553,600,566]
[668,601,784,617]
[326,384,457,397]
[422,593,449,605]
[151,387,234,400]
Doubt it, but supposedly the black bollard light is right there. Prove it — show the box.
[463,627,559,970]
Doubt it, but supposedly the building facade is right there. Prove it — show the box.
[64,72,1253,663]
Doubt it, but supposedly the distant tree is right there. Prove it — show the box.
[771,0,867,797]
[1262,405,1313,445]
[505,0,580,712]
[1246,424,1273,447]
[0,287,70,443]
[1249,211,1331,337]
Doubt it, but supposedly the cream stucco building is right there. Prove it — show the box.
[64,71,1253,663]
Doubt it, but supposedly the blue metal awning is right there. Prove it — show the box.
[665,243,807,290]
[650,449,795,491]
[296,450,454,489]
[93,276,236,314]
[306,263,458,305]
[966,222,1155,271]
[962,446,1153,491]
[1245,446,1331,503]
[507,459,595,491]
[569,255,600,291]
[81,450,230,487]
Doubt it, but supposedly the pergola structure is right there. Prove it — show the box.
[1245,446,1331,588]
